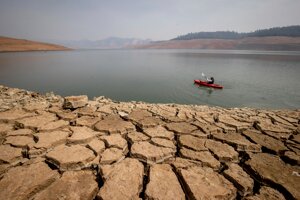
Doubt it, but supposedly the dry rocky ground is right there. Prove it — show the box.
[0,85,299,200]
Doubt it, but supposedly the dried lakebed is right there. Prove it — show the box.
[0,85,299,200]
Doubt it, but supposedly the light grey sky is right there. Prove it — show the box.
[0,0,299,41]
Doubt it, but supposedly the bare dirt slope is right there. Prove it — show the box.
[0,36,70,52]
[133,36,300,51]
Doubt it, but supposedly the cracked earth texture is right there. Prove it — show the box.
[0,85,299,200]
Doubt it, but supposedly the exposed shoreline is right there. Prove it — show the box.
[0,36,70,53]
[133,36,300,51]
[0,85,299,199]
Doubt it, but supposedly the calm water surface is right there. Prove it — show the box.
[0,49,300,109]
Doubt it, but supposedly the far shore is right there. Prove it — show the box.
[0,36,70,53]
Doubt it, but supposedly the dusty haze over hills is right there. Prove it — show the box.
[0,0,300,42]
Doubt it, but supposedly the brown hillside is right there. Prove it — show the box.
[133,36,300,51]
[0,36,70,52]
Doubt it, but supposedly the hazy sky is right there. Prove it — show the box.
[0,0,299,41]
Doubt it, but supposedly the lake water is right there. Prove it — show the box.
[0,49,300,109]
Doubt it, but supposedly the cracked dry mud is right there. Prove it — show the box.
[0,85,299,200]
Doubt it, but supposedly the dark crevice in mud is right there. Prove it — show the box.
[33,135,39,143]
[242,163,295,200]
[175,109,179,117]
[235,193,243,200]
[135,124,143,132]
[171,165,195,200]
[45,160,59,171]
[241,133,258,146]
[252,121,260,130]
[261,146,277,155]
[125,136,132,158]
[139,163,150,199]
[238,153,260,195]
[176,142,194,153]
[238,151,250,164]
[211,137,238,151]
[207,148,220,164]
[170,165,189,200]
[174,134,180,157]
[218,162,228,174]
[148,140,169,149]
[21,147,30,159]
[95,166,104,190]
[239,162,261,195]
[280,155,298,166]
[252,179,261,195]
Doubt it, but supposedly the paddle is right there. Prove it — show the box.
[201,72,207,80]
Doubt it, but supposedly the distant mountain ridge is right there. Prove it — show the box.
[58,37,152,49]
[173,25,300,40]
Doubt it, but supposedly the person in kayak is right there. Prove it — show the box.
[206,77,214,84]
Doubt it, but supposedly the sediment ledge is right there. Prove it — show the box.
[0,85,299,200]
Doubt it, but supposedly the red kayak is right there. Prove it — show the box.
[194,80,223,89]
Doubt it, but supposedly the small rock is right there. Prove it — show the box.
[63,95,88,109]
[118,111,128,118]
